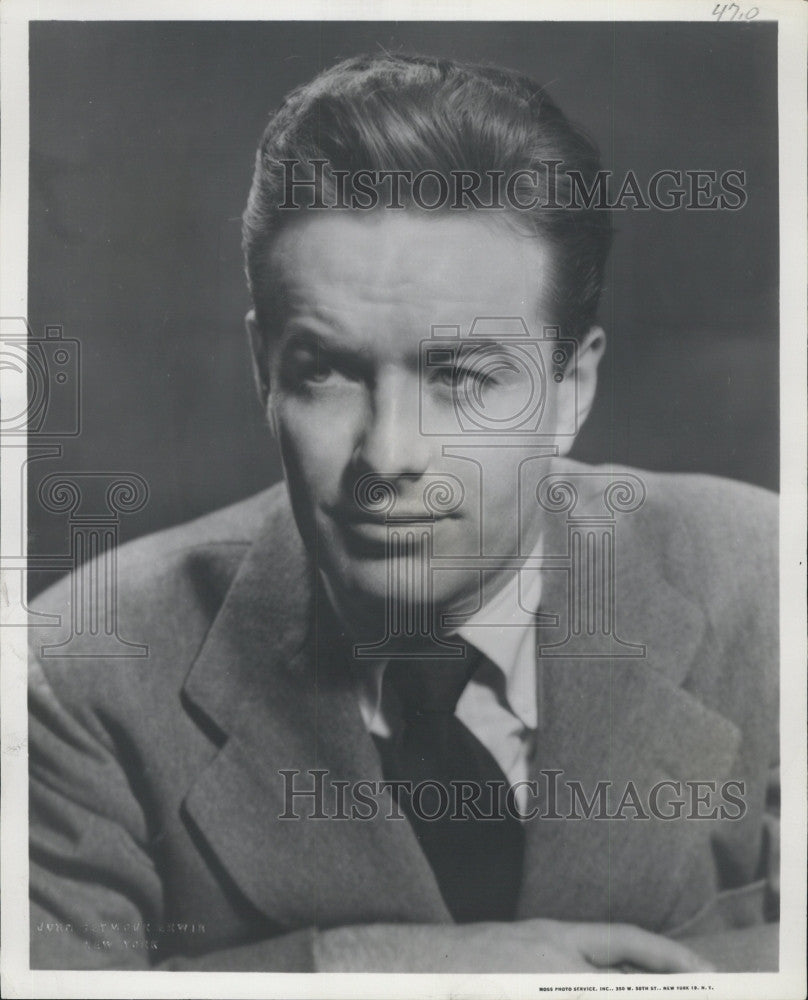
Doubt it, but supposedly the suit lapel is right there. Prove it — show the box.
[181,498,450,929]
[517,466,741,929]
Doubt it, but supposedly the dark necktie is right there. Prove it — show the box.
[373,652,525,922]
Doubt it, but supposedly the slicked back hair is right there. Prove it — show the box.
[243,52,612,341]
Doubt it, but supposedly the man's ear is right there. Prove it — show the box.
[245,310,271,410]
[572,324,606,426]
[554,325,606,455]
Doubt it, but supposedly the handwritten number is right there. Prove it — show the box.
[712,2,759,18]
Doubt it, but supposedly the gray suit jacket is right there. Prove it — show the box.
[29,461,779,971]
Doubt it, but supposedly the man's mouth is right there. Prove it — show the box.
[332,507,458,552]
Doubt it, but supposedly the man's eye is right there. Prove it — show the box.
[432,365,458,387]
[304,360,335,383]
[287,349,341,386]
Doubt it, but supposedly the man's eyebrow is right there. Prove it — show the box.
[281,320,358,355]
[282,313,345,339]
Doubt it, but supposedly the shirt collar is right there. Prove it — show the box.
[454,535,542,730]
[322,536,543,734]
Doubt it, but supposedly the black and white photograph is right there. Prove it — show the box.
[1,2,805,998]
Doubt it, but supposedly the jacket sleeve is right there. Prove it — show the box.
[29,656,318,972]
[668,761,779,971]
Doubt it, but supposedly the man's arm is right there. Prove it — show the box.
[29,653,324,971]
[666,762,780,973]
[312,921,711,973]
[30,655,711,973]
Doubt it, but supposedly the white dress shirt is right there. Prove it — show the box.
[343,540,543,807]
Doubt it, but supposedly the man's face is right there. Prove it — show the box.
[249,212,602,627]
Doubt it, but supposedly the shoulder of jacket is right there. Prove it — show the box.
[32,482,290,609]
[555,458,777,594]
[28,482,295,704]
[558,457,776,539]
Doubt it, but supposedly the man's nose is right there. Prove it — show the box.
[354,371,431,478]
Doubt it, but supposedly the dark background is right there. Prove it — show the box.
[27,21,779,578]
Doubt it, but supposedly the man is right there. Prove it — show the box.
[29,53,778,972]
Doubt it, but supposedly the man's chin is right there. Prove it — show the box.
[321,549,477,632]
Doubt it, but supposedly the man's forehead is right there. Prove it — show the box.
[269,211,555,325]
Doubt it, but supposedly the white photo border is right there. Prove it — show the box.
[1,1,805,998]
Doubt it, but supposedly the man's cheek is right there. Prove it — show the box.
[277,412,350,499]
